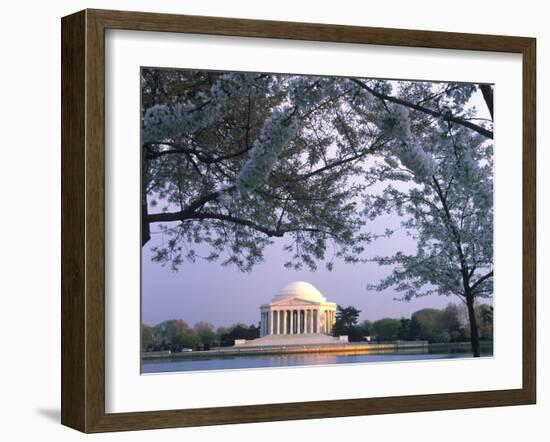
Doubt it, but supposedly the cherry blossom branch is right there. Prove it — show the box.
[147,210,340,240]
[470,270,494,293]
[349,78,494,139]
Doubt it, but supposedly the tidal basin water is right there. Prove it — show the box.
[142,346,493,374]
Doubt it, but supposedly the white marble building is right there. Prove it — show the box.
[259,281,337,337]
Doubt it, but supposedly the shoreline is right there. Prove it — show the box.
[142,340,492,360]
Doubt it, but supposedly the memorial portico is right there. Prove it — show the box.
[259,281,337,337]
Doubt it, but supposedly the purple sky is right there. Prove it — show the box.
[141,211,465,328]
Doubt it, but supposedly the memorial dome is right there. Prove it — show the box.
[272,281,327,303]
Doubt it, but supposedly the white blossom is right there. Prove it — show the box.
[287,77,345,115]
[392,141,436,177]
[371,102,436,178]
[142,102,198,143]
[374,103,412,140]
[235,105,298,196]
[225,77,342,200]
[384,157,400,168]
[142,74,266,143]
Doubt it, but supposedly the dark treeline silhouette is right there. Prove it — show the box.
[333,303,493,343]
[141,320,260,352]
[142,302,493,351]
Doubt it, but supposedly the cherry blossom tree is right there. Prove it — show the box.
[363,84,493,357]
[141,69,379,272]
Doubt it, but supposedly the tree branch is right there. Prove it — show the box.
[159,188,234,220]
[479,84,494,120]
[146,209,339,239]
[350,78,494,139]
[292,138,382,182]
[144,141,252,164]
[470,270,493,293]
[431,176,470,285]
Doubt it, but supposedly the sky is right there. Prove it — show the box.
[141,77,492,329]
[141,210,466,328]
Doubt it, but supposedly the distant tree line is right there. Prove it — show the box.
[141,320,260,352]
[333,303,493,344]
[142,302,492,351]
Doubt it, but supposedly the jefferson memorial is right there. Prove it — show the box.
[260,281,337,336]
[237,281,340,346]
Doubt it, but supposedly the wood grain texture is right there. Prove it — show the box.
[522,38,537,403]
[60,8,537,433]
[61,10,86,432]
[89,8,533,52]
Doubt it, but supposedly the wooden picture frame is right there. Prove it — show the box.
[61,8,536,433]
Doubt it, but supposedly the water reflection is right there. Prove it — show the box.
[142,345,492,374]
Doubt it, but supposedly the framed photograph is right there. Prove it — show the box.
[61,9,536,433]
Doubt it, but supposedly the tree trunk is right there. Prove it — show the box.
[479,84,494,120]
[141,153,151,246]
[466,293,481,357]
[141,201,150,246]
